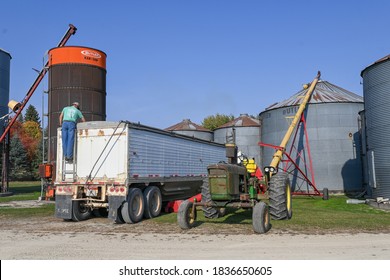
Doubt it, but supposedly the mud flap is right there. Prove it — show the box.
[55,195,73,219]
[108,195,126,222]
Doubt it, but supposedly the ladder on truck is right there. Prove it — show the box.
[61,137,77,182]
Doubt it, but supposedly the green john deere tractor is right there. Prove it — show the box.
[177,143,292,234]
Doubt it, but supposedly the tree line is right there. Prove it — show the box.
[1,105,42,181]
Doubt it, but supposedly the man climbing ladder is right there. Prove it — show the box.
[59,101,85,162]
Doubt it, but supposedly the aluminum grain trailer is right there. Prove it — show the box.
[54,121,226,223]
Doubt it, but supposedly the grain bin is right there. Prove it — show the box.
[165,119,213,141]
[0,49,11,132]
[260,81,364,193]
[214,114,261,165]
[47,46,107,162]
[361,55,390,199]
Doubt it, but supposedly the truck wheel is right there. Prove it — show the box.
[143,186,162,219]
[322,188,329,200]
[269,172,293,220]
[252,201,271,234]
[121,188,145,223]
[177,200,197,229]
[201,179,219,218]
[72,200,92,222]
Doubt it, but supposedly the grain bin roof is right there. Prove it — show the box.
[361,54,390,76]
[265,80,363,111]
[165,119,211,132]
[0,48,12,58]
[217,114,260,129]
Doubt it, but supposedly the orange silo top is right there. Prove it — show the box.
[48,46,106,69]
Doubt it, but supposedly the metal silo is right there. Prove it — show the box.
[0,49,11,132]
[361,55,390,199]
[165,119,213,141]
[47,46,107,162]
[260,81,364,193]
[214,114,261,165]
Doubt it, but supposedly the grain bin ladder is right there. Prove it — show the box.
[260,71,325,197]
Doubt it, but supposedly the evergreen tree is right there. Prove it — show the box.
[9,134,31,180]
[24,105,40,125]
[17,113,24,123]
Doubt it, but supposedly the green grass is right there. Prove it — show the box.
[0,181,42,202]
[0,181,55,218]
[1,184,389,233]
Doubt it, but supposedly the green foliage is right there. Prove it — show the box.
[24,105,41,124]
[201,113,234,131]
[9,134,31,180]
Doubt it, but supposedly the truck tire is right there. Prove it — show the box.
[72,200,92,222]
[177,200,197,229]
[121,188,145,224]
[252,201,271,234]
[143,186,162,219]
[269,172,292,220]
[201,179,219,219]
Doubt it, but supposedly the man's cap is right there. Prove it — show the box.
[72,102,80,107]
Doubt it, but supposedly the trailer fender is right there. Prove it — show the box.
[108,195,126,222]
[55,195,73,219]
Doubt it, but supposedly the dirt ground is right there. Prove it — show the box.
[1,201,390,260]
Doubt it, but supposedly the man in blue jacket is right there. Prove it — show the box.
[59,101,85,162]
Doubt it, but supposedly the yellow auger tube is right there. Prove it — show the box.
[268,71,321,172]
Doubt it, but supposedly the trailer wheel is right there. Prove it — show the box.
[201,179,219,218]
[252,201,271,234]
[72,200,92,222]
[177,200,197,229]
[269,172,292,220]
[322,188,329,200]
[143,186,162,219]
[121,188,145,224]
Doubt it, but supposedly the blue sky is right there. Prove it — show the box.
[1,0,390,129]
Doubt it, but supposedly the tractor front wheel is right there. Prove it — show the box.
[252,201,271,234]
[177,200,197,229]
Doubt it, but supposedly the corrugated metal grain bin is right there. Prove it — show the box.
[260,81,364,193]
[0,49,11,132]
[165,119,213,141]
[361,55,390,199]
[47,46,107,162]
[214,114,261,165]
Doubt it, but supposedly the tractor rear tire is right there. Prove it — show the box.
[143,186,162,219]
[269,172,292,220]
[252,201,271,234]
[177,200,197,229]
[72,200,92,222]
[201,179,219,219]
[121,188,145,224]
